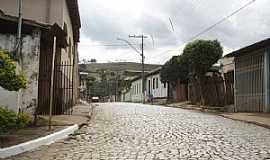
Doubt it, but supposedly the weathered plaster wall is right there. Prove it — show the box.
[20,30,41,113]
[0,30,41,113]
[0,0,62,26]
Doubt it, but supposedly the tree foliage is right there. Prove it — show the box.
[183,39,223,76]
[160,39,223,85]
[160,55,189,85]
[0,51,27,91]
[183,39,223,105]
[86,75,96,88]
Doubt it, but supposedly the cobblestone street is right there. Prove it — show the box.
[7,103,270,160]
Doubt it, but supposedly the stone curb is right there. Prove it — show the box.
[0,124,79,159]
[219,115,270,130]
[164,104,270,130]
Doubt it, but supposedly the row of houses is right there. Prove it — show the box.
[121,38,270,113]
[0,0,81,114]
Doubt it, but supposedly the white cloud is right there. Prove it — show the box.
[78,0,270,64]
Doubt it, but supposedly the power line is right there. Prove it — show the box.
[169,18,175,32]
[186,0,256,42]
[80,44,140,47]
[148,0,257,62]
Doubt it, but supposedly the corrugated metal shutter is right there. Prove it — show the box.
[235,51,264,112]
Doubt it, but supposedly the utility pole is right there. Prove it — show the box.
[129,34,147,103]
[16,0,22,58]
[48,36,57,130]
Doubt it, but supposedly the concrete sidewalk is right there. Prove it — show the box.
[0,103,94,158]
[41,104,93,127]
[165,102,270,129]
[220,113,270,129]
[1,103,93,148]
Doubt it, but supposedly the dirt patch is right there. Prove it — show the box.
[0,118,68,148]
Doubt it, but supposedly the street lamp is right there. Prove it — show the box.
[116,37,141,55]
[117,36,147,104]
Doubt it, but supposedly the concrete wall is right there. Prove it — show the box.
[130,79,143,102]
[0,0,76,62]
[61,0,74,63]
[21,30,41,113]
[121,89,132,102]
[0,30,41,112]
[221,57,234,74]
[0,0,63,26]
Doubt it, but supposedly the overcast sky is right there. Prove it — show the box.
[78,0,270,64]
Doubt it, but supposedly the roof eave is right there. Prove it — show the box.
[225,38,270,58]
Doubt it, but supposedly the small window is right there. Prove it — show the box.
[153,78,155,89]
[68,38,72,59]
[63,23,68,35]
[156,78,159,88]
[148,80,151,94]
[164,83,166,88]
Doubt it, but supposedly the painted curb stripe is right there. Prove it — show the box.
[0,124,78,158]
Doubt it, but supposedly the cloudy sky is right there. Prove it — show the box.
[78,0,270,64]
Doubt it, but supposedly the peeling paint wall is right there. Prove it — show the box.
[0,30,41,113]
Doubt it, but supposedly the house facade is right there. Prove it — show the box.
[146,68,168,101]
[0,0,81,114]
[121,68,168,103]
[225,38,270,113]
[0,14,44,112]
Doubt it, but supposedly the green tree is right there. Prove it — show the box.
[86,75,96,88]
[160,55,189,85]
[183,39,223,75]
[97,69,109,81]
[183,39,223,105]
[0,51,27,91]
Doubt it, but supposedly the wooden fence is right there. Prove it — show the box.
[188,73,234,106]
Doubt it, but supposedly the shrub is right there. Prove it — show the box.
[17,113,32,128]
[0,107,32,134]
[0,50,27,91]
[0,107,17,134]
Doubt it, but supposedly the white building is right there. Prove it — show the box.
[121,67,168,103]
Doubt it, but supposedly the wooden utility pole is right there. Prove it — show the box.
[129,34,147,103]
[48,36,57,130]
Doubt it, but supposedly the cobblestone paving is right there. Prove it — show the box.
[7,103,270,160]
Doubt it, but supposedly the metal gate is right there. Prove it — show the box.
[38,52,74,115]
[53,61,74,115]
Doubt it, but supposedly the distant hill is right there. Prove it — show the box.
[79,62,161,73]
